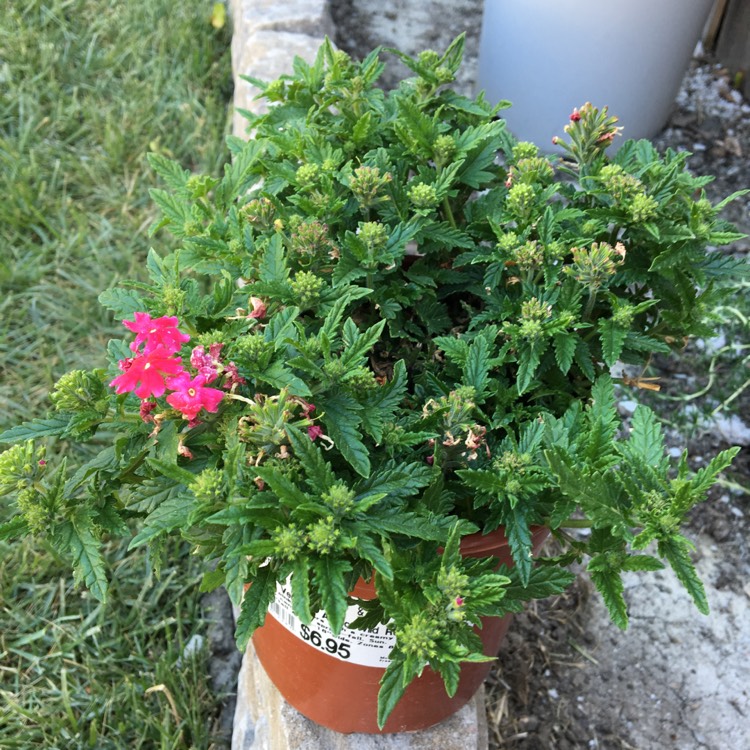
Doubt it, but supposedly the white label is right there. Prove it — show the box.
[267,579,396,668]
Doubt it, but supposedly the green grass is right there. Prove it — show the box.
[0,1,233,746]
[0,0,232,430]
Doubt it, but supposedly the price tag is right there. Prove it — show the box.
[267,579,396,668]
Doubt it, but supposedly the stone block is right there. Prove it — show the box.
[231,29,327,136]
[232,640,489,750]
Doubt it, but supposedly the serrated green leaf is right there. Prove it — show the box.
[145,457,197,486]
[254,466,310,508]
[504,503,532,586]
[286,426,336,492]
[0,516,29,541]
[463,335,491,395]
[317,391,370,477]
[236,566,277,650]
[589,565,628,629]
[658,536,709,614]
[258,234,288,284]
[128,492,198,549]
[516,341,544,394]
[313,557,350,634]
[256,360,311,397]
[98,287,147,320]
[291,560,313,624]
[598,319,628,368]
[58,512,108,602]
[378,654,409,729]
[0,415,72,444]
[456,468,504,495]
[360,360,408,443]
[199,568,226,593]
[553,333,577,375]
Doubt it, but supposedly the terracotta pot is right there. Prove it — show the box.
[251,525,549,734]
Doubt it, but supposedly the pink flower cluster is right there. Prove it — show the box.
[109,313,225,424]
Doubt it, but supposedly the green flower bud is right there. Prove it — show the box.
[295,163,320,188]
[192,468,224,504]
[433,134,456,165]
[397,612,441,661]
[506,183,536,220]
[512,142,539,161]
[408,182,439,210]
[437,566,469,601]
[358,221,388,252]
[289,270,325,309]
[350,166,392,209]
[418,50,440,68]
[630,192,658,222]
[162,285,186,316]
[0,442,46,497]
[322,484,356,515]
[50,370,108,415]
[241,198,276,229]
[611,301,635,328]
[306,516,340,555]
[435,66,453,84]
[273,524,306,560]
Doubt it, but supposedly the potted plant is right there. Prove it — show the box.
[477,0,716,146]
[0,35,744,733]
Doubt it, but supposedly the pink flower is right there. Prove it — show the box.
[222,361,246,390]
[110,346,184,399]
[455,596,464,607]
[190,344,222,383]
[569,109,581,122]
[307,425,324,441]
[248,297,267,320]
[139,400,157,423]
[123,312,190,354]
[165,372,224,421]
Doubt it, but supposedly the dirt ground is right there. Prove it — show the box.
[329,2,750,748]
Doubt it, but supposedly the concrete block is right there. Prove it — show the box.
[231,29,327,136]
[232,639,489,750]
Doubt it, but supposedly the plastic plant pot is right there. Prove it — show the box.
[250,525,550,733]
[477,0,715,147]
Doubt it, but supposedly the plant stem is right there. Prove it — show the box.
[442,197,457,229]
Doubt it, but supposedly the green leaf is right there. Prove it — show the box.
[258,234,288,284]
[128,493,199,549]
[256,361,312,397]
[254,466,310,508]
[502,566,575,611]
[146,152,190,194]
[98,287,146,320]
[355,534,393,580]
[291,559,313,624]
[589,565,628,629]
[598,319,628,368]
[456,469,504,495]
[623,406,667,470]
[317,391,370,477]
[0,516,29,541]
[658,536,709,614]
[0,415,71,444]
[553,333,577,375]
[148,188,191,233]
[463,334,491,395]
[504,503,532,586]
[377,653,408,729]
[286,426,336,492]
[199,568,226,593]
[145,457,197,487]
[58,512,108,602]
[516,341,544,394]
[360,360,408,443]
[313,557,350,634]
[236,566,278,650]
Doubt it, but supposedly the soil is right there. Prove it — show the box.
[328,3,750,748]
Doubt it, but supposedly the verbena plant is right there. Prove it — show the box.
[0,36,745,727]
